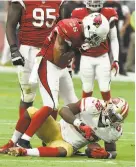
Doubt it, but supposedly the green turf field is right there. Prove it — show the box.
[0,73,135,167]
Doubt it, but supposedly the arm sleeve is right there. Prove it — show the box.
[6,2,23,46]
[117,3,124,21]
[59,1,70,19]
[11,0,25,8]
[109,26,119,61]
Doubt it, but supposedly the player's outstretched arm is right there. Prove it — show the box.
[59,101,81,124]
[85,142,117,159]
[6,2,22,46]
[109,21,119,76]
[60,101,93,140]
[6,2,24,66]
[104,142,117,159]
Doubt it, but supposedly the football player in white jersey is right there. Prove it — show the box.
[8,97,128,159]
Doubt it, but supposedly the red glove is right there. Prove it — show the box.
[90,148,109,159]
[111,61,119,76]
[79,125,93,140]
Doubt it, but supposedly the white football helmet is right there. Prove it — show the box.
[101,97,129,126]
[84,0,104,11]
[104,97,129,125]
[112,97,129,121]
[82,13,109,48]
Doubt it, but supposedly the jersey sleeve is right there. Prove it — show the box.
[11,0,25,8]
[55,19,82,47]
[102,8,118,23]
[109,125,123,142]
[71,8,87,20]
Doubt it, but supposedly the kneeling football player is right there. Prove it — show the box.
[8,97,128,159]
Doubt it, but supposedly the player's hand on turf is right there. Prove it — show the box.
[10,44,25,66]
[79,124,93,140]
[111,61,119,76]
[90,147,109,159]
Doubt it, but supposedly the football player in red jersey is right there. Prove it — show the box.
[14,13,112,148]
[0,0,78,153]
[71,0,119,106]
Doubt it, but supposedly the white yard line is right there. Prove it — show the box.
[0,159,134,165]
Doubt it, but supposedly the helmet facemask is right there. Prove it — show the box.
[101,98,129,126]
[84,0,104,12]
[107,108,123,125]
[86,31,106,47]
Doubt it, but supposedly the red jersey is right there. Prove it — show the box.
[39,18,83,68]
[71,7,118,57]
[12,0,62,48]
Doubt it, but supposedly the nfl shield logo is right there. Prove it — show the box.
[42,0,46,4]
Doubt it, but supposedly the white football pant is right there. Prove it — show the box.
[39,60,78,109]
[18,45,40,103]
[80,53,111,93]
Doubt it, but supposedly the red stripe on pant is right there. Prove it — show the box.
[38,58,55,107]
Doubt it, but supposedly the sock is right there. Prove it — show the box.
[11,130,22,143]
[27,148,40,156]
[101,91,111,101]
[38,147,60,157]
[50,109,58,120]
[16,116,31,134]
[23,106,52,138]
[16,101,33,133]
[19,105,26,118]
[19,101,33,118]
[82,91,93,98]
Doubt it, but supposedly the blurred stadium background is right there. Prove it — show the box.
[0,1,135,167]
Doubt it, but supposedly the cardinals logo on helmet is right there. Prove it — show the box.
[93,14,102,28]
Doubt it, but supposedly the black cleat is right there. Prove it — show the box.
[42,141,46,147]
[17,139,32,149]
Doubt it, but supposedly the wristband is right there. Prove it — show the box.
[108,152,112,159]
[10,44,18,49]
[10,44,18,52]
[73,119,82,128]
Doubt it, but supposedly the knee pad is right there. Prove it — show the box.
[21,92,36,103]
[82,82,94,93]
[20,84,37,103]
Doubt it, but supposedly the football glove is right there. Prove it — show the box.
[88,147,110,159]
[111,61,119,76]
[10,44,25,66]
[79,124,93,140]
[73,119,93,140]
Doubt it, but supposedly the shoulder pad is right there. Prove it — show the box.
[101,7,118,23]
[71,8,88,20]
[80,97,101,115]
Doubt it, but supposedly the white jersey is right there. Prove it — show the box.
[60,97,122,151]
